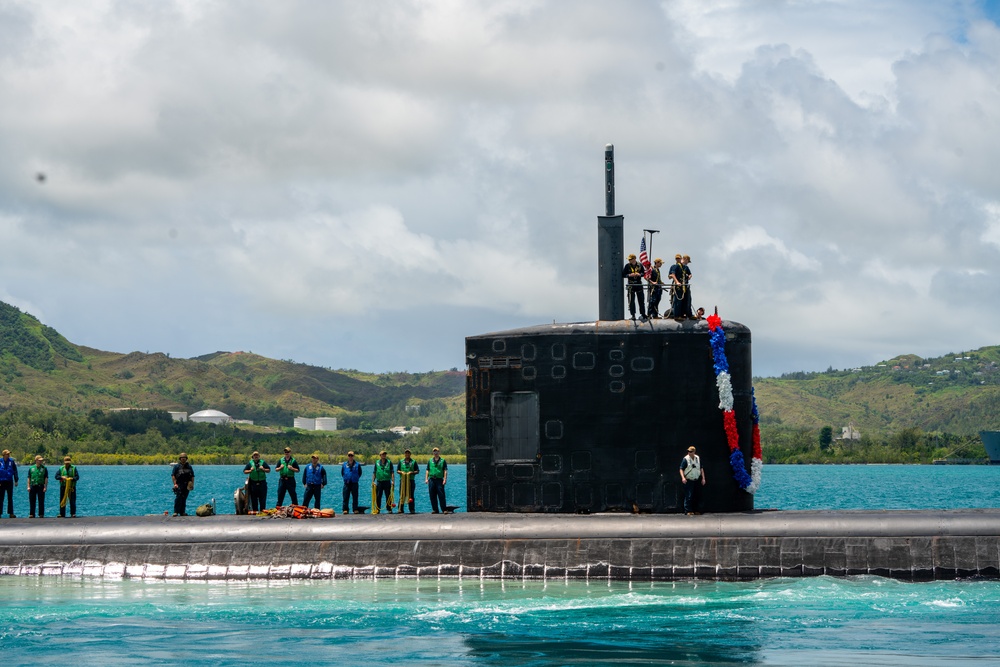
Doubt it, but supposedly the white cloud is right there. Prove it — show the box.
[717,226,820,271]
[664,0,978,105]
[2,0,1000,376]
[221,205,582,318]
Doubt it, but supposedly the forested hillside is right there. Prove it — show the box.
[0,301,466,463]
[754,347,1000,463]
[2,299,998,464]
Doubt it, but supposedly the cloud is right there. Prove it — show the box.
[2,0,1000,377]
[717,225,821,271]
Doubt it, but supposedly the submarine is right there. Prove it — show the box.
[2,145,999,582]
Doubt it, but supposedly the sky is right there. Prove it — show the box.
[2,0,1000,378]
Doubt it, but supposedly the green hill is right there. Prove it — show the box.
[755,347,1000,435]
[2,298,998,464]
[0,301,466,463]
[0,301,463,423]
[0,301,83,375]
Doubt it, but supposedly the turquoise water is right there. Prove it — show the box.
[2,463,470,517]
[2,576,999,666]
[2,465,1000,665]
[5,463,999,516]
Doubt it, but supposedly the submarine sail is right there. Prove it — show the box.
[465,145,756,514]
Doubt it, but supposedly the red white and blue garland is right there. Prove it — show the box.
[707,312,763,494]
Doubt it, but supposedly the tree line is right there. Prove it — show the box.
[762,425,987,464]
[0,407,465,465]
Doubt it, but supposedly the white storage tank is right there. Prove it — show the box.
[189,409,231,425]
[294,417,316,430]
[315,417,338,431]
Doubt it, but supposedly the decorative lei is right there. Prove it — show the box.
[707,312,763,494]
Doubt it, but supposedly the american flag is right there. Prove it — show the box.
[639,237,652,279]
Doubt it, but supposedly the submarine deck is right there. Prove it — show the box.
[3,509,999,581]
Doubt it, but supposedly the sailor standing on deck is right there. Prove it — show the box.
[668,254,687,320]
[243,451,271,512]
[372,450,394,513]
[679,446,706,515]
[680,255,694,319]
[276,447,300,507]
[341,451,362,514]
[647,258,665,319]
[171,453,194,516]
[56,456,79,518]
[0,449,18,518]
[425,447,448,514]
[622,254,647,320]
[302,453,327,510]
[396,449,419,514]
[27,455,47,518]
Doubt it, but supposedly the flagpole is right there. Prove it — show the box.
[643,228,659,296]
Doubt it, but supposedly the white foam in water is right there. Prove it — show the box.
[924,598,966,608]
[415,609,456,621]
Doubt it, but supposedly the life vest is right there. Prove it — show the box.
[28,464,47,486]
[398,459,417,473]
[0,458,16,482]
[374,460,393,482]
[58,464,77,484]
[428,457,446,479]
[682,455,701,481]
[173,462,194,486]
[278,457,298,478]
[342,461,362,483]
[303,463,325,485]
[247,461,268,481]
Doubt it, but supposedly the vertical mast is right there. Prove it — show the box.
[598,144,624,321]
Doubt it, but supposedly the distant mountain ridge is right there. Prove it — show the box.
[0,301,464,425]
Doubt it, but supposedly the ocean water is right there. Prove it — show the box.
[2,465,1000,665]
[2,462,470,517]
[2,576,999,666]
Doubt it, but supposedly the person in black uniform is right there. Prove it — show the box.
[622,254,647,320]
[647,258,665,319]
[171,453,194,516]
[668,253,691,321]
[680,254,693,319]
[275,446,300,507]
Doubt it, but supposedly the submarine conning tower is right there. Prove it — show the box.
[465,145,755,514]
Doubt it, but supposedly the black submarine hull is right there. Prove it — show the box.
[465,318,754,514]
